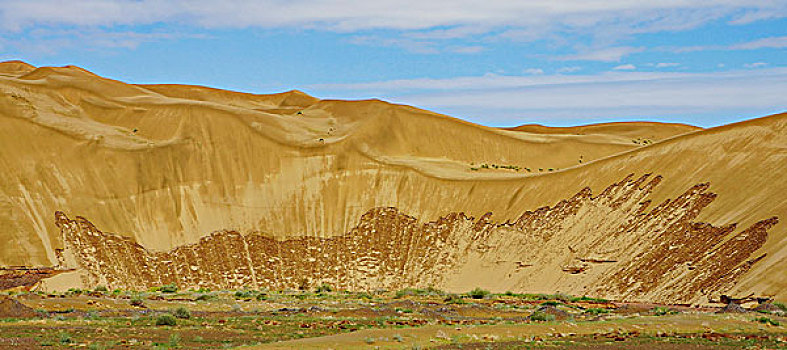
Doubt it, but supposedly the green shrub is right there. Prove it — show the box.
[774,302,787,312]
[652,307,676,316]
[315,284,333,293]
[584,308,610,314]
[356,292,373,300]
[234,290,255,299]
[754,317,780,326]
[130,298,145,307]
[155,314,177,326]
[255,293,268,301]
[168,334,180,347]
[468,287,490,299]
[58,332,72,344]
[444,294,466,304]
[159,284,178,293]
[530,311,555,322]
[196,293,214,301]
[94,285,108,292]
[570,295,609,303]
[173,307,191,319]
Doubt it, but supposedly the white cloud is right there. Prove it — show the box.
[2,1,785,37]
[667,35,787,53]
[655,62,680,68]
[310,68,787,124]
[557,47,644,62]
[524,68,544,75]
[557,66,582,73]
[450,46,485,54]
[729,36,787,50]
[613,64,637,70]
[744,62,768,68]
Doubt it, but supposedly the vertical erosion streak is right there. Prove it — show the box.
[53,174,776,303]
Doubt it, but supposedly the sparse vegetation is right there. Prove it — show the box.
[0,288,781,349]
[315,283,333,293]
[754,316,780,326]
[584,308,610,314]
[652,306,677,316]
[173,307,191,319]
[530,311,556,321]
[155,314,177,326]
[468,287,490,299]
[159,284,178,293]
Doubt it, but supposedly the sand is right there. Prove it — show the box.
[0,61,784,301]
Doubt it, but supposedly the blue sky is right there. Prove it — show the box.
[1,1,785,127]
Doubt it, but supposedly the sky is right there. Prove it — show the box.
[1,1,785,127]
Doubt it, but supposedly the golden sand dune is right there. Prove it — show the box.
[0,61,784,302]
[507,121,701,140]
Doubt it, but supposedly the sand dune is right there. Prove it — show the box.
[0,61,784,302]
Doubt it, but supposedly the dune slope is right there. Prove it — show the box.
[0,61,784,303]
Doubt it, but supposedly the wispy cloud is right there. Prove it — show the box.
[2,1,785,44]
[667,35,787,53]
[557,66,582,73]
[744,62,768,68]
[310,68,787,125]
[556,47,644,62]
[613,64,637,70]
[729,36,787,50]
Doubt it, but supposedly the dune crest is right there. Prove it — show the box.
[0,61,784,301]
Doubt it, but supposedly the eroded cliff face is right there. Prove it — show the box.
[53,174,777,304]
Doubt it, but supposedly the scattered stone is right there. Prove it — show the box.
[718,302,747,313]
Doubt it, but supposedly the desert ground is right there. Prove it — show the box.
[0,286,785,349]
[1,60,785,348]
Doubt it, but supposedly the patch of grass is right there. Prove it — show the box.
[773,302,787,312]
[754,316,780,326]
[173,307,191,319]
[160,284,178,293]
[394,287,444,298]
[93,285,108,292]
[444,294,466,304]
[584,308,610,314]
[570,295,609,303]
[530,311,556,322]
[235,290,256,299]
[196,293,215,301]
[315,283,333,293]
[58,332,72,344]
[467,287,490,299]
[169,333,181,347]
[155,314,177,326]
[652,307,677,316]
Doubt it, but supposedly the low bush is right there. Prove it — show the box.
[173,307,190,319]
[159,284,178,293]
[584,308,610,315]
[530,311,555,322]
[315,284,333,293]
[754,316,780,326]
[155,314,177,326]
[468,288,490,300]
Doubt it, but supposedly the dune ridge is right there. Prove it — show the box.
[0,61,784,301]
